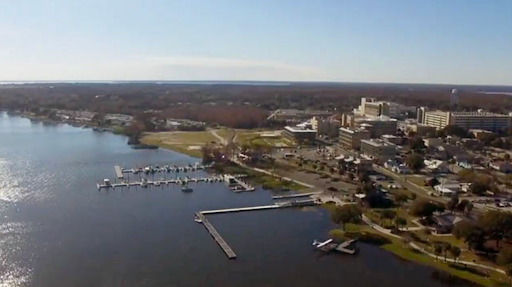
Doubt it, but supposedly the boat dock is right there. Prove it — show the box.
[224,174,255,192]
[195,212,237,259]
[201,204,281,215]
[114,165,124,179]
[313,239,358,255]
[118,163,211,175]
[196,199,319,259]
[271,192,322,200]
[96,175,224,189]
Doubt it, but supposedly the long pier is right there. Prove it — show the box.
[196,212,237,259]
[201,204,281,215]
[196,199,319,259]
[271,192,322,200]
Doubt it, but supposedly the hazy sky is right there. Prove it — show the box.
[0,0,511,85]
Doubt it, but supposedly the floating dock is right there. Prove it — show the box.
[96,176,224,189]
[118,163,211,175]
[313,239,358,255]
[196,212,237,259]
[114,165,124,179]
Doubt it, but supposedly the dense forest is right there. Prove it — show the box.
[1,82,512,128]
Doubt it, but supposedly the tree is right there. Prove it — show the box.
[497,247,512,266]
[331,204,362,230]
[394,193,409,210]
[506,264,512,287]
[449,246,461,263]
[409,136,426,151]
[442,242,452,262]
[452,221,476,240]
[427,177,440,188]
[406,153,425,172]
[456,199,469,215]
[395,216,407,230]
[470,181,488,195]
[380,209,396,225]
[443,125,469,138]
[478,210,512,248]
[465,202,474,215]
[434,243,443,261]
[447,195,459,214]
[410,199,442,219]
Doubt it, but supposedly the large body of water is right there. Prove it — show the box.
[0,112,466,287]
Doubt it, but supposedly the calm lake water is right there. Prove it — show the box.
[0,112,467,287]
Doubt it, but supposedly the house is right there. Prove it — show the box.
[423,138,443,148]
[489,161,512,173]
[424,159,449,173]
[432,212,465,234]
[438,145,472,162]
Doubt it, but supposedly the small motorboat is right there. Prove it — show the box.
[181,185,193,192]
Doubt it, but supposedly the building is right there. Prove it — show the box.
[360,139,397,163]
[422,110,451,130]
[310,115,341,138]
[339,128,370,150]
[424,159,449,173]
[354,116,398,138]
[423,138,443,148]
[354,97,412,119]
[489,161,512,173]
[283,125,317,144]
[267,109,332,124]
[450,111,511,132]
[469,129,493,140]
[420,110,511,132]
[381,134,402,145]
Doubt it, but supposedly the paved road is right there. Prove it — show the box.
[373,164,447,204]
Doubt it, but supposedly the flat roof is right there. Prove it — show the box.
[284,126,317,133]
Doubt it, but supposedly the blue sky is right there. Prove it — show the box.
[0,0,511,84]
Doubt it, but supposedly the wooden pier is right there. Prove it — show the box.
[196,212,237,259]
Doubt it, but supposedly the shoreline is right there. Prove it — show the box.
[7,111,508,286]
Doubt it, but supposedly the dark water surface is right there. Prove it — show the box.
[0,112,465,287]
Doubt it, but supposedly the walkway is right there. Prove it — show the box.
[361,215,506,275]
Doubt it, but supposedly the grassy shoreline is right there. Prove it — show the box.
[326,222,508,287]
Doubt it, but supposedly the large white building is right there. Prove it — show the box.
[418,109,511,132]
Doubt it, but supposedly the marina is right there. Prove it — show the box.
[117,162,211,175]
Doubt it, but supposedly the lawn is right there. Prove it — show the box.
[141,131,218,157]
